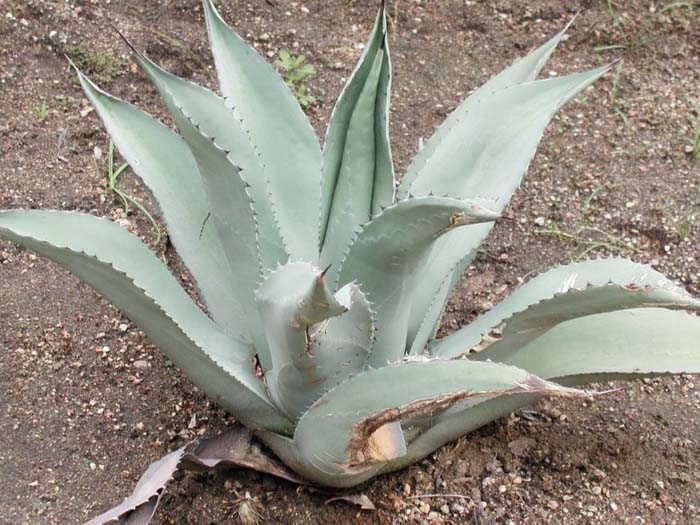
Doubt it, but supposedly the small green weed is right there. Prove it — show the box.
[96,140,161,243]
[536,185,640,260]
[692,115,700,163]
[67,45,125,84]
[275,49,317,107]
[582,184,606,217]
[34,99,48,123]
[678,216,693,241]
[536,223,641,261]
[608,60,630,129]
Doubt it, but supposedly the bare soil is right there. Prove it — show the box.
[1,0,699,524]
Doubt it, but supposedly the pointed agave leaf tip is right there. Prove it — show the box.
[110,23,140,55]
[65,54,80,74]
[562,10,580,33]
[610,56,625,68]
[379,0,388,48]
[321,264,332,278]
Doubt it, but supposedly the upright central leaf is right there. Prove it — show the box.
[319,4,394,266]
[255,262,372,420]
[203,0,322,262]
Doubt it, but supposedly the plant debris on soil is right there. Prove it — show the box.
[1,1,699,524]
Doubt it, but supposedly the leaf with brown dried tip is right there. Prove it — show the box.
[286,359,588,487]
[336,196,499,369]
[432,257,700,360]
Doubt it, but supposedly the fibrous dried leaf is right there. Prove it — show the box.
[84,424,302,525]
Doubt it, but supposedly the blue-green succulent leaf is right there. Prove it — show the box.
[202,0,322,261]
[393,307,700,470]
[265,280,374,421]
[505,308,700,384]
[0,210,291,433]
[320,4,394,265]
[338,196,499,369]
[286,359,582,487]
[398,17,577,197]
[407,271,452,355]
[133,52,287,271]
[432,258,700,360]
[132,53,273,357]
[256,262,358,419]
[75,68,246,339]
[401,63,612,355]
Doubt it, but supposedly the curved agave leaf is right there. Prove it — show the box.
[507,308,700,384]
[320,4,393,264]
[128,49,287,271]
[404,196,495,354]
[0,211,291,433]
[256,261,361,418]
[386,394,538,473]
[75,69,246,339]
[280,359,584,487]
[398,17,577,197]
[393,307,700,469]
[432,258,700,359]
[401,63,613,355]
[132,53,278,363]
[269,282,375,420]
[407,271,452,355]
[202,0,322,261]
[337,196,499,368]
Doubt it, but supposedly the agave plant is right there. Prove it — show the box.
[2,1,700,522]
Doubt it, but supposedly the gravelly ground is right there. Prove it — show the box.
[1,0,699,523]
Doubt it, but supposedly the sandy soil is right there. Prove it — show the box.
[1,0,699,523]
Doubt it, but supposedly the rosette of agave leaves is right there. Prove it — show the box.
[2,1,700,522]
